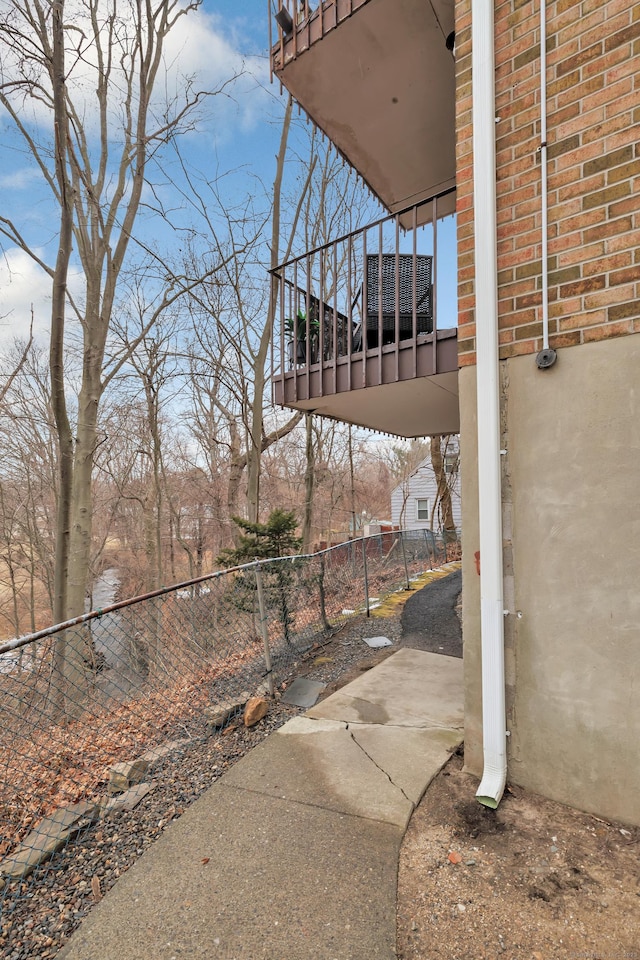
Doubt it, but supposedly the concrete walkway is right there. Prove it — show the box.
[58,648,463,960]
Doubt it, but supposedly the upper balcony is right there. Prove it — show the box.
[268,0,456,220]
[270,193,459,438]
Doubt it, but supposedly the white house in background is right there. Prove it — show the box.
[391,440,461,534]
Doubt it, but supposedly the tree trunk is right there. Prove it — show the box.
[49,0,81,718]
[246,98,293,524]
[430,435,455,534]
[302,413,315,551]
[143,492,159,590]
[227,421,244,535]
[245,384,264,525]
[348,426,356,537]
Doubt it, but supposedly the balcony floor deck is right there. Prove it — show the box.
[273,329,459,438]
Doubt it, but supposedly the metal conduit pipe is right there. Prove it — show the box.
[539,0,549,351]
[536,0,558,371]
[471,0,507,809]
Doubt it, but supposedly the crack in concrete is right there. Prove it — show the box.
[218,781,404,828]
[346,725,414,807]
[332,716,462,731]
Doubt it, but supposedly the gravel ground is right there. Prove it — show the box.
[0,607,406,960]
[397,754,640,959]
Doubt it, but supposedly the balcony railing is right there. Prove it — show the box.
[270,190,457,404]
[268,0,368,75]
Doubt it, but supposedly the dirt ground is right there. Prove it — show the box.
[397,752,640,960]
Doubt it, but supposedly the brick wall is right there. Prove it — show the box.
[456,0,640,366]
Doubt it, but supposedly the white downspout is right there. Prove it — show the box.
[471,0,507,808]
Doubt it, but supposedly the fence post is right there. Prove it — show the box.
[400,530,411,589]
[255,563,275,697]
[362,537,370,617]
[423,529,433,570]
[318,557,331,633]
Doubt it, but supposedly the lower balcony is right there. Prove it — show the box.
[270,193,459,438]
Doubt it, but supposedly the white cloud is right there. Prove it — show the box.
[160,7,271,142]
[0,168,40,191]
[0,4,273,352]
[0,1,270,159]
[0,250,51,344]
[0,248,83,348]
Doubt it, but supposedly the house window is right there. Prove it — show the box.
[416,498,430,521]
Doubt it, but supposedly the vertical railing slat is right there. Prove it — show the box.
[332,240,338,390]
[362,227,368,388]
[394,213,400,381]
[347,233,353,391]
[432,194,438,375]
[270,190,455,403]
[412,204,418,379]
[377,221,383,384]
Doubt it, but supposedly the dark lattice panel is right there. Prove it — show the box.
[365,254,433,337]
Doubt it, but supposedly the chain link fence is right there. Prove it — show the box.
[0,528,459,915]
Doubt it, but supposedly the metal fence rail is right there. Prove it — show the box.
[0,528,459,914]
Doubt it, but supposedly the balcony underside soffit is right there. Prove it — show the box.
[274,0,456,220]
[277,369,460,438]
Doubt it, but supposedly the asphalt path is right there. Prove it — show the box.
[400,568,462,658]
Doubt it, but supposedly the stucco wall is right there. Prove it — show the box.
[461,336,640,825]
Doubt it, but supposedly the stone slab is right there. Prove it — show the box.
[139,739,188,767]
[108,759,149,795]
[221,716,414,828]
[363,635,393,648]
[102,782,157,815]
[58,785,401,960]
[307,647,464,729]
[0,801,98,880]
[281,676,326,708]
[204,693,252,729]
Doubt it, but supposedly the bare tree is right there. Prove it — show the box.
[301,413,315,551]
[0,340,58,635]
[110,299,188,590]
[429,434,459,537]
[0,314,34,406]
[0,0,237,708]
[184,98,374,532]
[182,96,308,531]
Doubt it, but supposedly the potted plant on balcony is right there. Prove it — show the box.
[285,309,319,366]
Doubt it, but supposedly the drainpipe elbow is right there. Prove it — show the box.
[476,749,507,809]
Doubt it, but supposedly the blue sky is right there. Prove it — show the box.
[0,0,457,346]
[0,0,278,344]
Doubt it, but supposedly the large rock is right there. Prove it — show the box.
[108,759,149,795]
[204,692,251,731]
[102,782,157,816]
[139,740,188,769]
[244,696,269,728]
[0,801,98,880]
[107,741,187,798]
